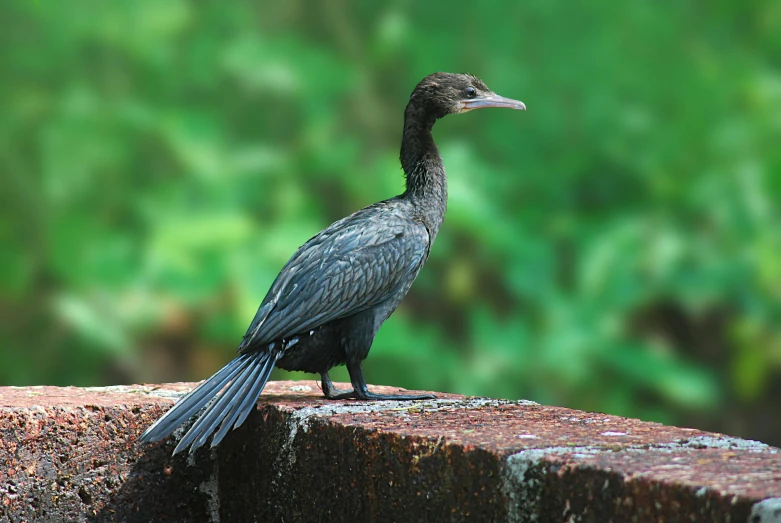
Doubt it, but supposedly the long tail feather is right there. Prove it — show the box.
[173,361,257,454]
[231,354,278,430]
[211,353,279,447]
[139,351,275,455]
[140,354,252,444]
[200,359,266,449]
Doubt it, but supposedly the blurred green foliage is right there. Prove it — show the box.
[1,1,780,444]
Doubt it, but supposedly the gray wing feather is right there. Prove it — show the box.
[239,204,429,352]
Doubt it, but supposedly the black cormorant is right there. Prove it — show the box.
[140,72,525,454]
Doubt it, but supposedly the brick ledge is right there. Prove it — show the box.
[1,382,779,522]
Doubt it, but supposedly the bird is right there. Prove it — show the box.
[140,72,526,454]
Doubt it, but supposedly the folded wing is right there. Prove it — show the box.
[239,203,430,353]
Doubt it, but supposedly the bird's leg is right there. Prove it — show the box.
[320,372,353,399]
[325,360,435,401]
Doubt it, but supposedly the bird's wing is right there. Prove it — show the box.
[238,204,430,352]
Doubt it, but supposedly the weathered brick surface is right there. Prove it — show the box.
[0,382,779,522]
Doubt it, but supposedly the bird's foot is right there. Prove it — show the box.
[359,391,436,401]
[320,373,354,399]
[323,389,356,400]
[327,389,436,401]
[323,385,356,400]
[324,364,437,400]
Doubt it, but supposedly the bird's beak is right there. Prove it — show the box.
[462,93,526,111]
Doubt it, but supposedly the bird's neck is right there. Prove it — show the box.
[400,107,447,239]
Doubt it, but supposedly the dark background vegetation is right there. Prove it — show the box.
[1,1,780,446]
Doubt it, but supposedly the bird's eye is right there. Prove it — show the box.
[464,87,476,99]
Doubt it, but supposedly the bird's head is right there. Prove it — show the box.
[409,72,526,119]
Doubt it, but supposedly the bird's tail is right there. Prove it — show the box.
[139,350,279,454]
